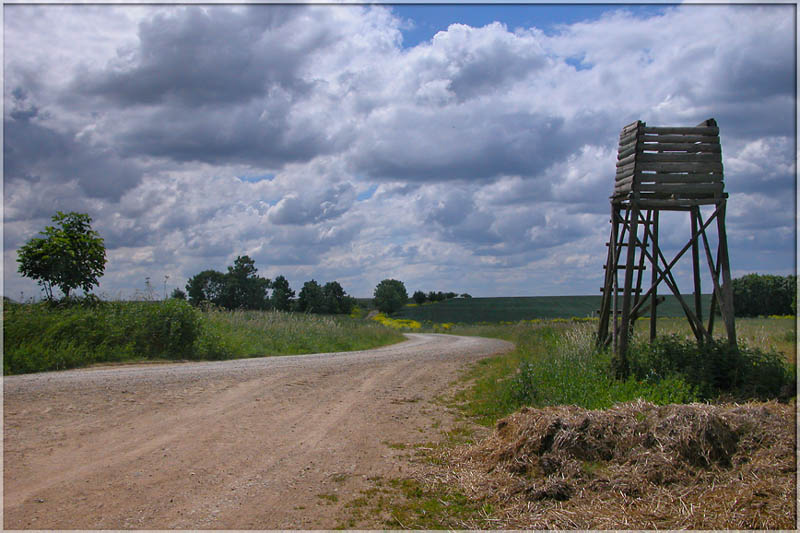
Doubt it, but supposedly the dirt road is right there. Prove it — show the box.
[3,333,512,529]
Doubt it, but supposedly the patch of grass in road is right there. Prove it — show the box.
[337,475,487,530]
[317,492,339,504]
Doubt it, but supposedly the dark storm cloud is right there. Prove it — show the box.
[115,100,335,166]
[354,111,569,182]
[76,5,319,108]
[3,113,143,202]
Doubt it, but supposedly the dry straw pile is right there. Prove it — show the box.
[430,400,796,529]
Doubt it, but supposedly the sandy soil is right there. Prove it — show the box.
[3,333,512,529]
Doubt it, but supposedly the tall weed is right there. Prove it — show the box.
[453,318,793,425]
[3,301,405,374]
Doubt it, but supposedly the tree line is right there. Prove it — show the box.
[181,255,356,314]
[732,273,796,317]
[412,290,471,304]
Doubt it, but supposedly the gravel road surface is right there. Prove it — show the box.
[3,333,512,529]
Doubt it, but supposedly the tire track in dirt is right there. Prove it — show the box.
[3,333,512,529]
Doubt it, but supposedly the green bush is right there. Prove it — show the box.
[3,300,405,375]
[134,299,202,359]
[3,300,205,374]
[627,335,795,401]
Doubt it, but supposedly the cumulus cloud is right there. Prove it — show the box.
[3,4,794,299]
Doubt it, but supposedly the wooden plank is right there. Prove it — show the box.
[636,173,723,184]
[636,152,721,163]
[616,166,635,181]
[638,182,724,194]
[615,182,633,195]
[643,126,719,136]
[616,178,635,193]
[621,121,642,135]
[641,134,719,144]
[619,130,640,146]
[638,161,723,173]
[616,153,636,167]
[635,198,722,208]
[641,142,721,153]
[616,161,636,176]
[617,144,639,160]
[604,264,645,270]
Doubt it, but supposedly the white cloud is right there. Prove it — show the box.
[3,4,795,299]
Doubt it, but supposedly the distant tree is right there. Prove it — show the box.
[17,211,107,300]
[444,292,458,300]
[298,279,325,313]
[732,273,796,316]
[460,293,472,299]
[322,281,356,314]
[222,255,271,310]
[186,270,227,307]
[170,288,187,300]
[374,279,408,314]
[427,290,445,302]
[412,290,427,305]
[271,275,295,311]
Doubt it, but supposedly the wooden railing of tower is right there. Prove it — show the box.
[597,118,736,376]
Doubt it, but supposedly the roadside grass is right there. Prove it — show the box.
[202,307,405,357]
[449,317,795,426]
[337,315,795,529]
[3,300,405,375]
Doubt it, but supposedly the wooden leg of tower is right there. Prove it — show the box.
[611,206,620,354]
[597,211,616,347]
[617,202,639,378]
[716,200,737,347]
[650,210,659,342]
[633,210,651,312]
[707,245,721,336]
[691,207,703,342]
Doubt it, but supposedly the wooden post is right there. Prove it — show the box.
[611,206,620,353]
[691,207,703,341]
[715,200,737,346]
[650,210,659,341]
[617,201,639,378]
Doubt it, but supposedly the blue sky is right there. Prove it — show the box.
[393,4,669,47]
[3,4,795,299]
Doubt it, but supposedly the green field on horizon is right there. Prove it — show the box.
[393,294,714,324]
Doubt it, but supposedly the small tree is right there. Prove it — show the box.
[271,275,295,311]
[170,288,187,300]
[322,281,355,314]
[298,279,325,313]
[186,269,227,307]
[412,290,427,305]
[374,279,408,314]
[17,211,107,300]
[222,255,270,310]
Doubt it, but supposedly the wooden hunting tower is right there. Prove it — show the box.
[597,119,736,376]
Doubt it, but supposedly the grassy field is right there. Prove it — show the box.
[449,316,796,425]
[2,300,405,375]
[394,294,714,324]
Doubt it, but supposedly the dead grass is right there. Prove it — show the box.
[414,400,796,529]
